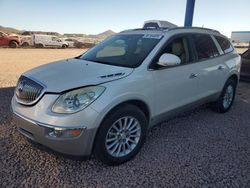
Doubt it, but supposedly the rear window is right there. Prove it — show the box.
[214,36,233,54]
[192,34,219,61]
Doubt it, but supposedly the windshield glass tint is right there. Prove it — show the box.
[79,34,162,68]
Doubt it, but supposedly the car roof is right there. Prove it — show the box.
[119,27,225,38]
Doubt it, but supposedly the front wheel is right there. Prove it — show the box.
[213,78,237,113]
[62,44,67,49]
[94,104,147,165]
[9,41,18,48]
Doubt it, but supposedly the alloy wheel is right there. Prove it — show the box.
[105,116,141,158]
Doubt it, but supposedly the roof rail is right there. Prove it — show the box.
[119,26,220,34]
[119,28,167,33]
[168,27,220,33]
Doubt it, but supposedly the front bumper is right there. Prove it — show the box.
[13,111,97,156]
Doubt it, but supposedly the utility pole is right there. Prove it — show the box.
[184,0,196,26]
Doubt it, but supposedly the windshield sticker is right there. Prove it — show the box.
[142,34,163,39]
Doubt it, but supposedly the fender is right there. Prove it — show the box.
[91,92,152,130]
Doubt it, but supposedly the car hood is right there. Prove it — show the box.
[9,35,19,39]
[23,58,134,92]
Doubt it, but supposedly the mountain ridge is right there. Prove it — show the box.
[0,25,116,38]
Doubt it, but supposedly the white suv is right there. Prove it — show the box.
[12,25,241,165]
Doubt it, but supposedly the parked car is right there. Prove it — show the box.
[0,31,21,48]
[74,40,85,48]
[240,49,250,80]
[20,36,32,47]
[73,40,95,48]
[64,38,76,48]
[32,34,69,48]
[12,22,241,165]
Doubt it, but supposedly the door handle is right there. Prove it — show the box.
[218,65,225,70]
[189,73,198,79]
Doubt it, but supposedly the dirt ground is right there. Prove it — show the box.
[236,48,248,54]
[0,48,86,87]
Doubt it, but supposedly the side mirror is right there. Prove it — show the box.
[157,53,181,67]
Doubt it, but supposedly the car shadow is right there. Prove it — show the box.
[0,87,15,124]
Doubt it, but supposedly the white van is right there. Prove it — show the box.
[32,34,69,48]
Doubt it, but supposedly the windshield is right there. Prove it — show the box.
[79,34,162,68]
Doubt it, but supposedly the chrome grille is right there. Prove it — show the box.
[15,76,45,105]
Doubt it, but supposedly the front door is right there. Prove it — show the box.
[151,35,200,118]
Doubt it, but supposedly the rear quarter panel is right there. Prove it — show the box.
[224,50,241,84]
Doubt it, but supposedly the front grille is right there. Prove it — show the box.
[15,76,45,105]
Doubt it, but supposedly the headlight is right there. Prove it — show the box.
[52,86,105,114]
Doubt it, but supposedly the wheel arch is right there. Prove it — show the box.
[100,99,151,125]
[21,42,29,47]
[228,73,239,86]
[115,100,150,122]
[8,40,19,47]
[91,99,150,154]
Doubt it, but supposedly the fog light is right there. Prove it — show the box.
[48,128,83,138]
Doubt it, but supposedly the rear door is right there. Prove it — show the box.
[213,35,235,85]
[190,34,224,99]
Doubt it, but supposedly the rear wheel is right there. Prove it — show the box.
[94,104,147,165]
[213,78,237,113]
[36,43,44,48]
[9,41,18,48]
[62,44,67,49]
[21,42,29,48]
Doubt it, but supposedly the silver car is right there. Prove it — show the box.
[12,25,241,165]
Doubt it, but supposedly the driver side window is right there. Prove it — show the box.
[162,37,190,64]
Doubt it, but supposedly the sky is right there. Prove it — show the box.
[0,0,249,37]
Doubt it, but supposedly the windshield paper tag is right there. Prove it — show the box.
[143,34,163,39]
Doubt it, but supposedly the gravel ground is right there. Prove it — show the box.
[0,49,250,187]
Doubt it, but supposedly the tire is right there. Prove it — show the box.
[62,44,67,49]
[94,104,148,165]
[21,42,29,48]
[213,78,237,113]
[36,43,44,48]
[9,41,18,48]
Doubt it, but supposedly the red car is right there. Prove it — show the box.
[0,31,21,48]
[240,49,250,81]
